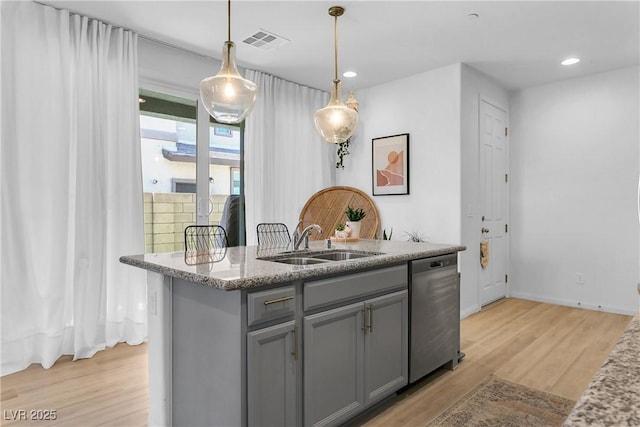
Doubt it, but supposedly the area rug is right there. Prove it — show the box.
[427,377,576,427]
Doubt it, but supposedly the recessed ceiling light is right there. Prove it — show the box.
[561,58,580,66]
[343,71,357,78]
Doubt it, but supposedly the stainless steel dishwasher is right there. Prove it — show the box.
[409,253,461,383]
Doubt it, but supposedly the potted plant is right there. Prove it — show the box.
[334,223,352,239]
[382,227,393,240]
[404,231,428,242]
[345,206,366,238]
[336,138,350,169]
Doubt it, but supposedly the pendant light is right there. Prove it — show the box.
[199,0,257,124]
[314,6,358,144]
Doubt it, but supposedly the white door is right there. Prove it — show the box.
[479,99,508,305]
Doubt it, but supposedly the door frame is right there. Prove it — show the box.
[477,95,510,306]
[196,100,212,225]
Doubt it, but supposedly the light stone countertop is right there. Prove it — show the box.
[564,313,640,426]
[119,239,466,291]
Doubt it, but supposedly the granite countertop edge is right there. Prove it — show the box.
[564,313,640,426]
[119,240,466,291]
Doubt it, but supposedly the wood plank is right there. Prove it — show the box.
[551,312,632,399]
[355,299,631,426]
[1,343,149,426]
[0,300,631,426]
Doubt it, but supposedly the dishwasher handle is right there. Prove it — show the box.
[412,253,457,274]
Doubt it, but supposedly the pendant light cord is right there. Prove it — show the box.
[227,0,231,42]
[225,0,231,69]
[333,13,339,82]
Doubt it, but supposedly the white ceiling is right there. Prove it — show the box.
[37,1,640,92]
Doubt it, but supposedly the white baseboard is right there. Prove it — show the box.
[461,304,481,319]
[509,292,637,316]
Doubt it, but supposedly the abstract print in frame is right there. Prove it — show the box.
[372,133,409,195]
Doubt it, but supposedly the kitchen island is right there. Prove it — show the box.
[120,239,465,427]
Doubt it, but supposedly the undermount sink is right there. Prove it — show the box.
[259,249,382,266]
[308,251,373,261]
[271,257,328,265]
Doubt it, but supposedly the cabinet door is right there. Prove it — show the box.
[247,320,298,427]
[364,290,408,404]
[304,303,365,427]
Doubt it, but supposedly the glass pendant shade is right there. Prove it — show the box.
[314,80,358,144]
[314,6,358,144]
[200,41,257,124]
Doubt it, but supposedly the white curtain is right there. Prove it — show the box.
[244,69,335,244]
[1,1,146,375]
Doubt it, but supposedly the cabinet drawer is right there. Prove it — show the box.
[247,286,296,327]
[304,265,408,312]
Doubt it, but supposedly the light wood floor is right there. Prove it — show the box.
[1,299,631,427]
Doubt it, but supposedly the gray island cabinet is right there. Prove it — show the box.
[119,239,465,427]
[247,285,298,426]
[303,266,408,426]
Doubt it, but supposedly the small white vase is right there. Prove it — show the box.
[346,221,361,238]
[335,230,348,239]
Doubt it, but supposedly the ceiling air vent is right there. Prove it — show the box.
[242,29,290,51]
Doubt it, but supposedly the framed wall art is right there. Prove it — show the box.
[372,133,409,195]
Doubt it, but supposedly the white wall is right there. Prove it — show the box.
[509,66,640,315]
[140,138,233,194]
[139,37,639,316]
[335,63,513,318]
[336,63,462,245]
[460,65,510,317]
[138,38,220,97]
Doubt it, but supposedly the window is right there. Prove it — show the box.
[139,89,244,252]
[172,178,196,193]
[230,167,240,195]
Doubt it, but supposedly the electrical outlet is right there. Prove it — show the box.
[576,273,584,285]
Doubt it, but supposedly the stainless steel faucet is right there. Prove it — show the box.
[293,224,323,250]
[291,220,304,246]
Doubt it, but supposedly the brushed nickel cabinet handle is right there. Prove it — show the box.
[361,307,367,334]
[291,326,298,360]
[263,295,294,305]
[366,305,372,333]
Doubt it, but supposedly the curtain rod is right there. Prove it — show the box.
[33,1,216,61]
[33,1,325,92]
[138,35,216,62]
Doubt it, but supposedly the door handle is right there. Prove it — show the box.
[263,295,294,305]
[481,227,490,233]
[362,305,372,334]
[291,326,298,360]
